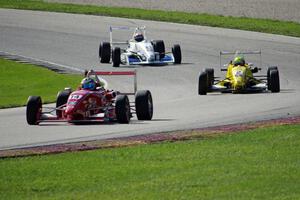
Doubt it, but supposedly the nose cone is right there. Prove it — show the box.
[232,67,246,90]
[233,78,245,90]
[65,105,84,121]
[65,105,75,115]
[147,52,155,61]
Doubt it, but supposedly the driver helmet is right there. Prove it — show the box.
[233,56,245,66]
[81,77,96,90]
[134,33,144,42]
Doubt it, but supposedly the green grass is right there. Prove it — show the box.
[0,58,81,108]
[0,124,299,199]
[1,0,300,37]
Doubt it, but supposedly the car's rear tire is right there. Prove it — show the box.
[115,95,130,124]
[198,71,208,95]
[99,42,111,63]
[204,68,214,90]
[152,40,165,59]
[267,66,278,90]
[112,47,121,67]
[135,90,153,120]
[56,89,72,117]
[269,69,280,93]
[172,44,182,64]
[26,96,42,125]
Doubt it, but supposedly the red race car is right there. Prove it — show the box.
[26,70,153,125]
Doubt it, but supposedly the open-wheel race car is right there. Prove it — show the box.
[99,26,182,67]
[198,50,280,95]
[26,70,153,125]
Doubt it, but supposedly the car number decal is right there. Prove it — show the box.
[70,94,82,100]
[234,71,244,77]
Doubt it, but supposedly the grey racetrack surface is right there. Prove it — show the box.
[47,0,300,23]
[1,9,300,150]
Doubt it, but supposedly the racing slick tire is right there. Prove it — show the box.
[26,96,42,125]
[152,40,165,59]
[198,71,208,95]
[99,42,111,63]
[135,90,153,120]
[267,66,278,90]
[115,94,131,124]
[56,89,72,117]
[112,47,121,67]
[172,44,182,64]
[204,68,214,90]
[269,69,280,93]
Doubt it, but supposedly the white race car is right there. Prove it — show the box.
[99,26,182,67]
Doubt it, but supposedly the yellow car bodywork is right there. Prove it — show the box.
[216,63,261,92]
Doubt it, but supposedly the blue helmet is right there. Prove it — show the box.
[81,78,96,90]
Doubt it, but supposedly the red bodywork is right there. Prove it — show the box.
[39,89,117,123]
[37,70,137,124]
[64,89,116,121]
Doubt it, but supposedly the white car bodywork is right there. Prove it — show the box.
[110,26,176,65]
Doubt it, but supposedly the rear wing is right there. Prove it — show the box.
[109,26,147,46]
[87,70,137,95]
[219,50,262,71]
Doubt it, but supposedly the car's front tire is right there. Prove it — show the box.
[152,40,165,59]
[135,90,153,120]
[198,71,208,95]
[172,44,182,64]
[269,69,280,93]
[115,95,130,124]
[204,68,214,90]
[26,96,42,125]
[56,89,72,118]
[267,66,278,90]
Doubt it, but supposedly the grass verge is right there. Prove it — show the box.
[1,0,300,37]
[1,124,300,199]
[0,58,81,108]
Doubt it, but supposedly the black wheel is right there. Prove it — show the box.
[269,69,280,93]
[267,66,278,90]
[172,44,182,64]
[115,95,130,124]
[99,42,111,63]
[152,40,165,59]
[26,96,42,125]
[56,89,72,117]
[112,47,121,67]
[135,90,153,120]
[198,71,208,95]
[204,68,214,90]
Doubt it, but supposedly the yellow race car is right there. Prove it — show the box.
[198,51,280,95]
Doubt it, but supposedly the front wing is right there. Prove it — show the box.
[210,83,267,93]
[123,53,175,65]
[38,112,113,123]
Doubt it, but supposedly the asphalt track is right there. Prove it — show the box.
[48,0,300,23]
[1,9,300,150]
